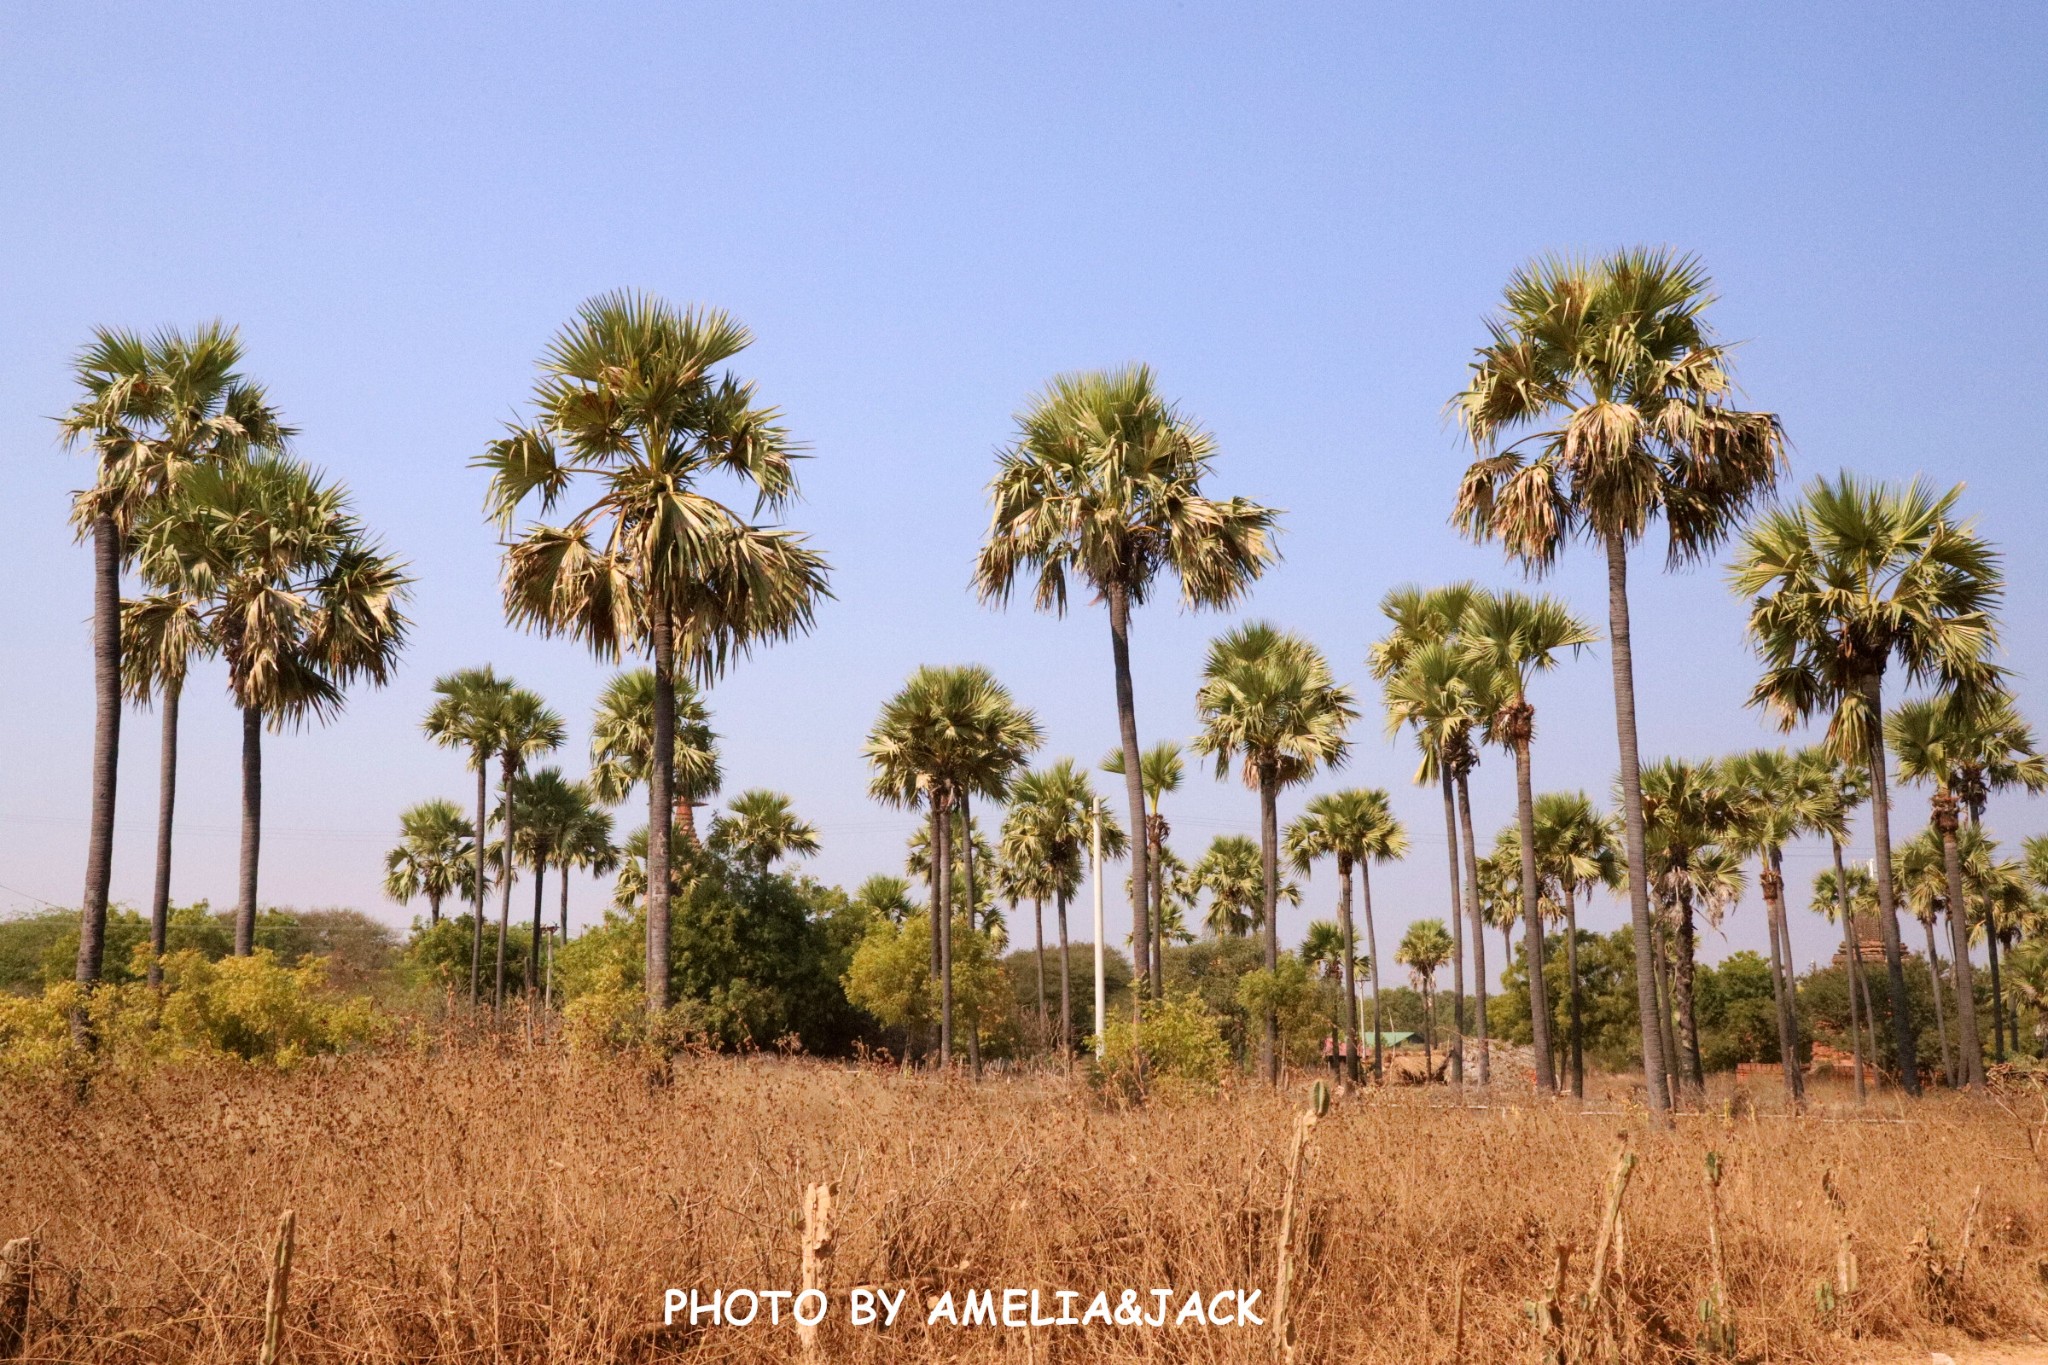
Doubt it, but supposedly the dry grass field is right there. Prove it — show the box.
[3,1032,2046,1363]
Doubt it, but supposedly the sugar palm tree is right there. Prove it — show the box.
[1004,760,1124,1053]
[1812,859,1881,1094]
[865,665,1042,1065]
[976,365,1279,1020]
[1193,622,1355,1083]
[1637,758,1747,1096]
[710,789,820,872]
[1897,827,1971,1082]
[57,323,290,1022]
[424,666,517,1004]
[119,588,212,988]
[1530,791,1620,1098]
[384,798,479,928]
[588,667,723,849]
[1977,856,2037,1062]
[996,810,1059,1042]
[554,791,618,940]
[1722,748,1845,1105]
[1458,588,1595,1094]
[505,768,605,996]
[1398,918,1455,1074]
[1950,697,2048,1060]
[1194,835,1269,939]
[1453,249,1786,1120]
[486,691,565,1008]
[1102,740,1186,998]
[482,291,829,1019]
[1733,473,2003,1096]
[134,456,410,957]
[1285,788,1407,1083]
[852,875,918,924]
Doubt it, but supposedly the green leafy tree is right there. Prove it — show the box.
[709,790,820,873]
[1285,788,1406,1082]
[384,799,481,928]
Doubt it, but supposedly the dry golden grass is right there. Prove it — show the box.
[3,1033,2046,1363]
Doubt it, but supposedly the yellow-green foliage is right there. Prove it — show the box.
[0,948,383,1077]
[844,911,1007,1050]
[1094,991,1234,1099]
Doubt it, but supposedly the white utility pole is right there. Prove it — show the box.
[1092,795,1106,1060]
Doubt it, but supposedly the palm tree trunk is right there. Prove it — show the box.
[1987,925,2007,1064]
[470,758,488,1006]
[1924,915,1957,1085]
[936,795,954,1068]
[1337,858,1360,1085]
[147,676,182,991]
[1603,534,1671,1119]
[1033,896,1048,1048]
[528,857,546,1002]
[73,511,122,1045]
[1440,770,1465,1089]
[1259,768,1281,1086]
[1939,815,1985,1090]
[430,893,443,926]
[1863,675,1922,1094]
[1564,880,1583,1100]
[1651,912,1680,1109]
[235,705,263,957]
[1512,735,1554,1093]
[1832,838,1866,1102]
[1105,587,1151,1006]
[495,760,516,1010]
[1673,892,1704,1093]
[1763,854,1803,1105]
[1056,891,1072,1055]
[1149,812,1165,996]
[1456,772,1489,1085]
[1361,862,1384,1083]
[559,858,571,940]
[925,806,943,993]
[646,618,676,1018]
[958,794,980,1079]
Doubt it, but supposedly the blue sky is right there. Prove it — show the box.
[1,3,2043,978]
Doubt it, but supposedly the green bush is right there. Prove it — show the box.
[1094,991,1233,1099]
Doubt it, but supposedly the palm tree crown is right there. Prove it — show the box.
[709,789,821,871]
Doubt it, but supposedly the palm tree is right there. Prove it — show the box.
[995,812,1059,1042]
[1637,758,1747,1096]
[119,588,212,989]
[1952,698,2048,1060]
[1195,835,1268,939]
[1733,473,2003,1097]
[57,323,290,1025]
[1193,622,1355,1083]
[710,789,820,872]
[1811,859,1881,1095]
[482,291,829,1020]
[1005,760,1124,1053]
[1102,740,1186,998]
[1724,748,1847,1105]
[975,365,1279,1020]
[1477,841,1527,1016]
[1977,856,2036,1063]
[134,456,410,956]
[1897,828,1967,1082]
[1285,788,1407,1083]
[852,875,918,924]
[484,691,564,1008]
[865,665,1042,1065]
[505,768,606,996]
[1398,918,1455,1074]
[1530,791,1620,1098]
[1453,249,1786,1121]
[1458,588,1595,1094]
[384,798,479,928]
[588,668,723,849]
[554,791,618,940]
[1372,583,1487,1084]
[424,667,517,1004]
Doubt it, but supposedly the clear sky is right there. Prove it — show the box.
[2,3,2043,980]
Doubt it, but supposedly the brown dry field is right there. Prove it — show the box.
[3,1036,2048,1363]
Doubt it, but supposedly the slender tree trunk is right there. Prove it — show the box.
[1361,862,1384,1082]
[147,677,182,991]
[936,795,954,1068]
[1763,854,1803,1105]
[1673,892,1704,1092]
[1938,806,1985,1090]
[73,511,122,1046]
[959,794,980,1079]
[1259,768,1281,1085]
[1648,911,1680,1108]
[1863,675,1921,1094]
[1149,810,1165,995]
[646,619,676,1018]
[1857,948,1882,1078]
[1338,858,1360,1085]
[495,759,516,1010]
[235,705,263,957]
[1032,896,1048,1047]
[1512,733,1554,1093]
[1973,807,2007,1061]
[528,857,546,1002]
[1603,534,1671,1118]
[1105,588,1151,1006]
[559,857,571,940]
[1056,891,1072,1054]
[1564,880,1583,1100]
[1923,917,1953,1086]
[1456,772,1489,1084]
[429,893,443,927]
[1440,770,1465,1088]
[1832,838,1866,1102]
[470,759,488,1006]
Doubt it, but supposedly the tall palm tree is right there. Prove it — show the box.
[1453,249,1786,1121]
[384,798,479,928]
[1102,740,1186,998]
[1285,788,1407,1083]
[1194,835,1269,939]
[119,589,212,989]
[486,691,564,1008]
[134,456,410,957]
[1530,791,1620,1098]
[864,665,1042,1065]
[1371,583,1487,1084]
[1723,749,1844,1105]
[505,767,598,998]
[975,365,1279,1020]
[57,323,290,1028]
[1897,827,1967,1082]
[1193,622,1356,1084]
[554,790,618,941]
[1397,918,1455,1074]
[1005,760,1124,1054]
[1458,588,1596,1094]
[1812,859,1880,1095]
[1637,758,1748,1096]
[996,810,1060,1043]
[587,668,723,849]
[709,789,820,872]
[482,291,829,1020]
[852,875,918,924]
[1977,856,2036,1063]
[1733,473,2003,1096]
[1950,698,2048,1060]
[424,667,517,1004]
